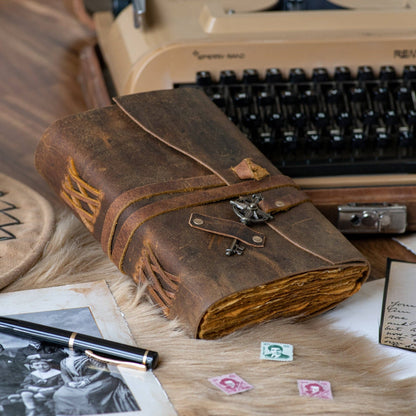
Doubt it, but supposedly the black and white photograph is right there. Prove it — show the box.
[0,308,140,416]
[0,282,176,416]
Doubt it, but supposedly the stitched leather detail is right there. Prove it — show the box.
[134,243,180,315]
[112,175,302,271]
[101,174,225,256]
[60,158,102,232]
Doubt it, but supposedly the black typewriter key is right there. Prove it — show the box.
[399,127,413,147]
[243,113,261,129]
[314,112,329,128]
[196,71,212,86]
[362,109,379,125]
[357,65,374,81]
[350,86,366,102]
[312,67,330,83]
[403,65,416,81]
[334,66,351,81]
[233,92,250,107]
[330,131,345,151]
[265,68,283,83]
[281,89,297,104]
[398,127,414,157]
[257,91,274,106]
[302,89,317,105]
[267,113,284,128]
[374,129,393,159]
[258,132,277,154]
[291,112,307,128]
[351,129,368,159]
[396,86,412,103]
[289,68,307,83]
[352,129,366,149]
[373,86,389,102]
[242,69,259,84]
[376,128,390,148]
[282,132,298,152]
[384,110,399,126]
[327,88,342,103]
[306,131,321,150]
[211,93,225,108]
[407,110,416,125]
[337,111,352,128]
[379,65,396,81]
[219,70,237,84]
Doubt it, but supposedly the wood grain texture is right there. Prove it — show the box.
[0,0,94,201]
[0,0,415,282]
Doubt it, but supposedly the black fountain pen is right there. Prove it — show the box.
[0,316,158,371]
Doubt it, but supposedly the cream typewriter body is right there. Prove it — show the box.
[92,1,416,234]
[94,0,416,95]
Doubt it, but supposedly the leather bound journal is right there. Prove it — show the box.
[35,88,370,339]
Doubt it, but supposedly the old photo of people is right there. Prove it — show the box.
[0,309,140,416]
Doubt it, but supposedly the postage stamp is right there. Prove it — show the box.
[297,379,333,400]
[260,342,293,361]
[208,373,254,395]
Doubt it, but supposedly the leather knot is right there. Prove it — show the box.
[232,158,270,181]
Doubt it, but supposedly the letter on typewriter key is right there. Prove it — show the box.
[312,67,330,83]
[265,68,283,83]
[357,66,375,81]
[219,70,237,85]
[196,71,212,86]
[289,68,307,83]
[334,66,351,81]
[242,69,259,84]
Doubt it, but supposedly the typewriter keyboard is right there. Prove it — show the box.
[176,65,416,178]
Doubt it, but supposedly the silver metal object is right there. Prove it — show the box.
[132,0,146,28]
[337,203,407,234]
[230,194,273,225]
[226,194,272,256]
[225,239,245,256]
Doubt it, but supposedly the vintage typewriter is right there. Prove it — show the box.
[87,0,416,233]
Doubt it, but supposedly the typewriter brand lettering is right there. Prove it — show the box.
[192,50,245,60]
[393,49,416,59]
[227,53,245,59]
[193,50,224,60]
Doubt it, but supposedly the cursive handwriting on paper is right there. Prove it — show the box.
[381,300,416,350]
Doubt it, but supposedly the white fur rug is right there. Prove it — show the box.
[4,207,415,415]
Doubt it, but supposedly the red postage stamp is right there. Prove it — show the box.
[297,380,333,400]
[208,373,254,395]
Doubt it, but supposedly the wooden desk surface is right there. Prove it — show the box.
[1,0,416,280]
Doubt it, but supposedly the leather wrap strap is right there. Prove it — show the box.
[101,174,224,255]
[189,213,265,247]
[108,174,307,271]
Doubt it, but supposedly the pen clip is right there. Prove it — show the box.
[84,350,148,371]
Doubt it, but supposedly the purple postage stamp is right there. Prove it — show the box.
[297,380,333,400]
[209,373,254,395]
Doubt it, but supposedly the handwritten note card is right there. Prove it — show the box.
[379,259,416,351]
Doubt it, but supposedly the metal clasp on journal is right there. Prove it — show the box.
[226,194,272,256]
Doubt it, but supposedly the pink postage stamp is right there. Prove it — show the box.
[209,373,254,395]
[297,379,333,400]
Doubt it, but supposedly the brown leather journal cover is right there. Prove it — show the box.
[35,88,370,339]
